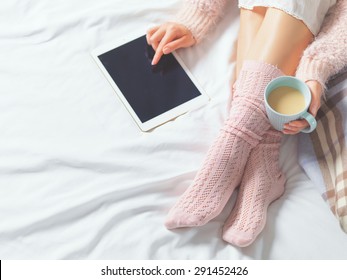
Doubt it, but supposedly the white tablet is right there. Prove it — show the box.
[91,34,209,131]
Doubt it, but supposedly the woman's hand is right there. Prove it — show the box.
[282,80,323,134]
[146,22,196,65]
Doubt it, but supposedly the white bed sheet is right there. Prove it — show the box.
[1,0,347,260]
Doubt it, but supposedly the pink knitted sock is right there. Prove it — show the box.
[165,61,283,229]
[222,129,286,247]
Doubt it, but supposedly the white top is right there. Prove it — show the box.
[238,0,337,35]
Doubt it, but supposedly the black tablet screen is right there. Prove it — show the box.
[98,35,201,123]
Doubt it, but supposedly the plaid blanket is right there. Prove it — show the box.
[298,70,347,233]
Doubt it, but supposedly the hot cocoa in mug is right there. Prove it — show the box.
[264,76,317,133]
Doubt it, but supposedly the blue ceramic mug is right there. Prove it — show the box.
[264,76,317,133]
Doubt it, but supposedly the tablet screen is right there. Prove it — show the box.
[97,35,202,123]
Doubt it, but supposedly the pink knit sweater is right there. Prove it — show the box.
[174,0,347,88]
[296,0,347,88]
[175,0,227,42]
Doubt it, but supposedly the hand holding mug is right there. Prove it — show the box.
[282,80,323,134]
[264,76,318,134]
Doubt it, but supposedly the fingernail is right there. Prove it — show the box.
[163,47,170,54]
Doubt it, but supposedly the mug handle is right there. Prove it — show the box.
[300,112,317,133]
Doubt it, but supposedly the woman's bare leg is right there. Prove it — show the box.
[236,7,267,77]
[244,7,313,75]
[223,8,314,247]
[228,7,266,110]
[164,8,314,231]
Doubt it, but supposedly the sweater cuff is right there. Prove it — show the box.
[296,56,331,90]
[174,2,219,43]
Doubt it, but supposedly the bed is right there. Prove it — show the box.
[1,0,347,260]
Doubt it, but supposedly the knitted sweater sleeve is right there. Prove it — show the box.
[296,0,347,89]
[174,0,228,43]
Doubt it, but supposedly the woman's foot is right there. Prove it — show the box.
[165,61,284,229]
[222,129,286,247]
